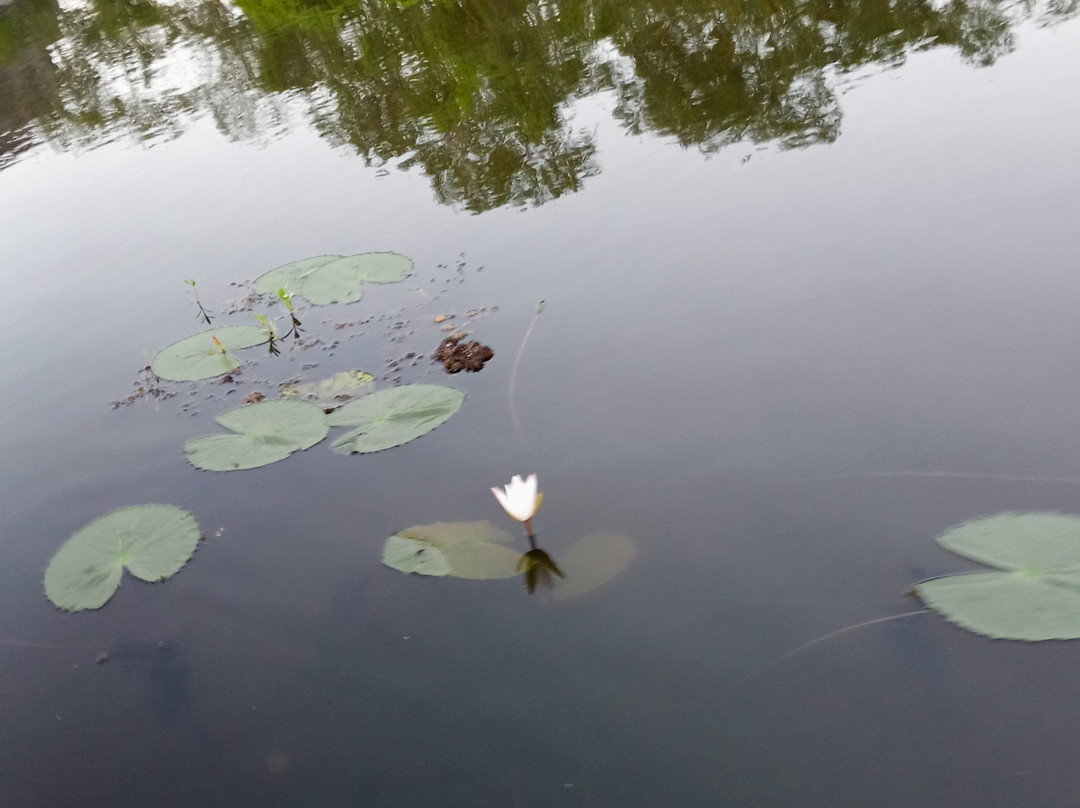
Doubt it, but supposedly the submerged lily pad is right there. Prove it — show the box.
[281,371,376,410]
[328,384,464,454]
[382,521,520,580]
[185,399,329,471]
[151,325,269,381]
[917,512,1080,640]
[552,534,637,602]
[44,505,201,611]
[253,253,412,305]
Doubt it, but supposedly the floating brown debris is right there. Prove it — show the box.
[434,333,494,373]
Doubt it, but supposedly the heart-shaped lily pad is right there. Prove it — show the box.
[185,399,330,471]
[382,521,521,579]
[44,505,201,611]
[253,253,412,305]
[917,512,1080,640]
[151,325,269,381]
[328,384,464,454]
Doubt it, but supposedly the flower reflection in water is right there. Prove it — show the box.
[517,534,565,594]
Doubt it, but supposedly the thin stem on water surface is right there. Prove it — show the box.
[509,300,544,458]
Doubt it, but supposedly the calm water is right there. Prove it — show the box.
[3,0,1080,804]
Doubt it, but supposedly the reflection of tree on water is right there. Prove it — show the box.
[0,0,60,166]
[1,0,1075,208]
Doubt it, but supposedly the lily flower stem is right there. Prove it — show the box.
[525,524,536,544]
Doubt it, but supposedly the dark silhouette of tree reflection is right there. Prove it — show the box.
[1,0,1075,208]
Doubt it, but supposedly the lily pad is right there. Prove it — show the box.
[44,505,201,611]
[281,371,376,410]
[185,399,329,471]
[382,521,521,579]
[917,512,1080,640]
[253,253,412,305]
[252,255,342,298]
[151,325,269,381]
[552,533,637,602]
[328,384,464,454]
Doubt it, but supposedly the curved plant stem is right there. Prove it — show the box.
[509,300,544,456]
[729,609,931,690]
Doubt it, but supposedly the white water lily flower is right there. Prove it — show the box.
[491,474,543,523]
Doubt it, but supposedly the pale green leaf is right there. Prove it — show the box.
[917,512,1080,640]
[44,505,201,611]
[342,252,412,283]
[937,512,1080,574]
[252,255,342,297]
[151,325,268,381]
[185,399,329,471]
[183,434,296,471]
[297,258,369,304]
[252,253,412,305]
[328,385,464,454]
[918,571,1080,641]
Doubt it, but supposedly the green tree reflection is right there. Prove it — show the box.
[1,0,1075,208]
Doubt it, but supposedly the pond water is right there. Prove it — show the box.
[3,0,1080,804]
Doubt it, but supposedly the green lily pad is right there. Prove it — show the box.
[151,325,269,381]
[328,384,464,454]
[552,533,637,602]
[44,505,201,611]
[185,399,329,471]
[280,371,376,410]
[382,521,521,579]
[253,253,412,305]
[917,512,1080,640]
[252,255,342,298]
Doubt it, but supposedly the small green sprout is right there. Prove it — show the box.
[186,279,212,324]
[275,287,302,341]
[255,313,281,355]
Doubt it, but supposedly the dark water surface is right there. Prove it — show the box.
[2,0,1080,804]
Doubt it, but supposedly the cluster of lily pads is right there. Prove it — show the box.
[45,252,468,610]
[44,253,1080,644]
[184,384,464,470]
[151,252,414,383]
[147,252,468,472]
